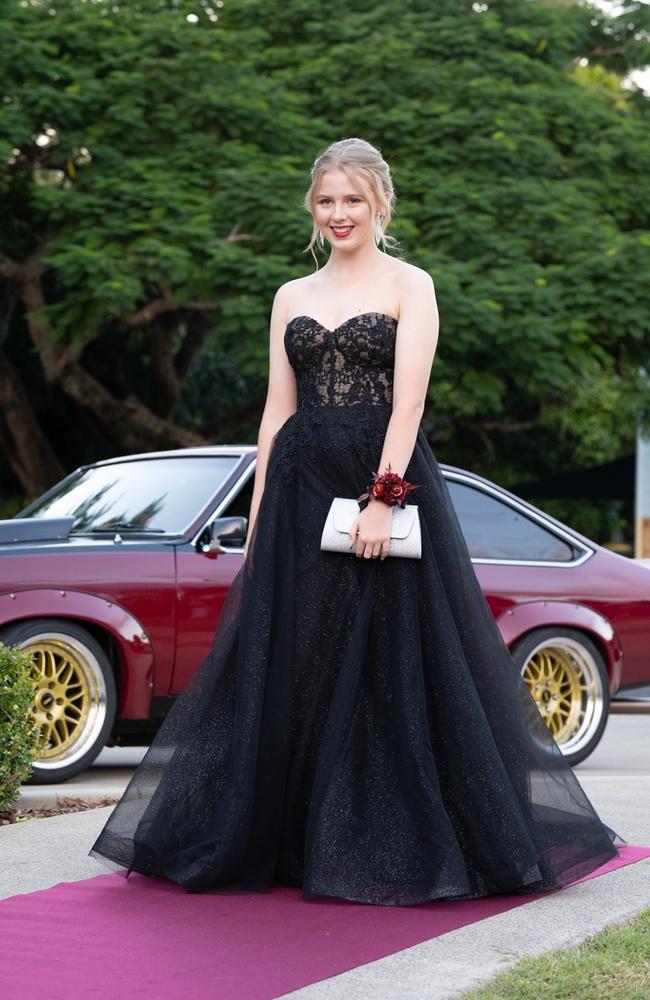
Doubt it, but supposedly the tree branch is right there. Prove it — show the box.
[123,290,223,327]
[584,46,627,59]
[475,419,537,432]
[20,276,206,450]
[225,219,264,243]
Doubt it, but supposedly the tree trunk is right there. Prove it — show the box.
[148,312,215,419]
[174,312,213,382]
[0,350,66,495]
[148,313,182,418]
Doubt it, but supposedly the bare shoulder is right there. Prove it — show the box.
[275,275,315,297]
[388,260,437,325]
[272,275,317,323]
[393,259,435,294]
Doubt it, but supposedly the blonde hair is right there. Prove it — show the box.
[303,137,401,267]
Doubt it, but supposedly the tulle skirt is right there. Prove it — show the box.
[89,402,623,906]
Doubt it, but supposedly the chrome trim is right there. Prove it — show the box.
[190,459,257,552]
[469,554,592,567]
[442,469,595,569]
[95,445,257,467]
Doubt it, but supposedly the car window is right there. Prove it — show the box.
[220,470,254,531]
[446,481,575,561]
[22,456,240,534]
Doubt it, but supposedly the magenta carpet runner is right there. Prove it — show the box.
[2,845,649,999]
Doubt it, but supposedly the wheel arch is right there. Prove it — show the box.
[0,589,155,716]
[496,600,623,695]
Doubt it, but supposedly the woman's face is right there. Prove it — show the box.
[313,168,379,250]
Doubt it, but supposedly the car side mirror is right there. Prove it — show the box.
[198,516,248,554]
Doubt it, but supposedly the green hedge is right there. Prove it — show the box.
[0,642,47,810]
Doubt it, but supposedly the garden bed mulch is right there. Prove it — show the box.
[0,796,120,825]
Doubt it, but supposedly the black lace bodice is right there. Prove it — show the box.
[284,312,398,409]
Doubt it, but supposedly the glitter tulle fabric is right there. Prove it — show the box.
[89,311,624,906]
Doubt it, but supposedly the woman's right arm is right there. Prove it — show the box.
[244,284,297,556]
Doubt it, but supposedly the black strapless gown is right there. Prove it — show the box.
[89,312,624,906]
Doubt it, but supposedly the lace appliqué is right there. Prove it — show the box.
[284,313,397,409]
[271,314,398,484]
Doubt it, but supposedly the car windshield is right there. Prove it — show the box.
[20,456,241,534]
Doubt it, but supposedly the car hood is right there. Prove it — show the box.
[0,517,75,545]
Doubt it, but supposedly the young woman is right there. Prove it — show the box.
[89,137,623,907]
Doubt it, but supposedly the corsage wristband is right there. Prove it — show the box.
[357,462,421,509]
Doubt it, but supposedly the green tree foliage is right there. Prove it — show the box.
[0,0,649,501]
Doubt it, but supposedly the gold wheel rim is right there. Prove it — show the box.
[521,637,603,753]
[24,638,101,761]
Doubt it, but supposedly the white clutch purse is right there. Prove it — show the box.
[320,497,422,559]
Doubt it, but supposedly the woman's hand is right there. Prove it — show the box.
[348,501,393,560]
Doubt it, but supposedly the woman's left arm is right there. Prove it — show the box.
[376,267,439,478]
[350,269,439,559]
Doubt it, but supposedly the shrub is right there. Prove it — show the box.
[0,642,47,810]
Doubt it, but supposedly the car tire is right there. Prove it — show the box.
[0,618,117,784]
[510,626,610,766]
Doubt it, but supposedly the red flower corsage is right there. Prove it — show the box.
[357,462,421,509]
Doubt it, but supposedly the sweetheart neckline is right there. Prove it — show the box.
[284,311,399,335]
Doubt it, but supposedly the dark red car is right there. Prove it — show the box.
[1,446,648,783]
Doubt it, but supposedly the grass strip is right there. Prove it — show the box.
[460,906,650,999]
